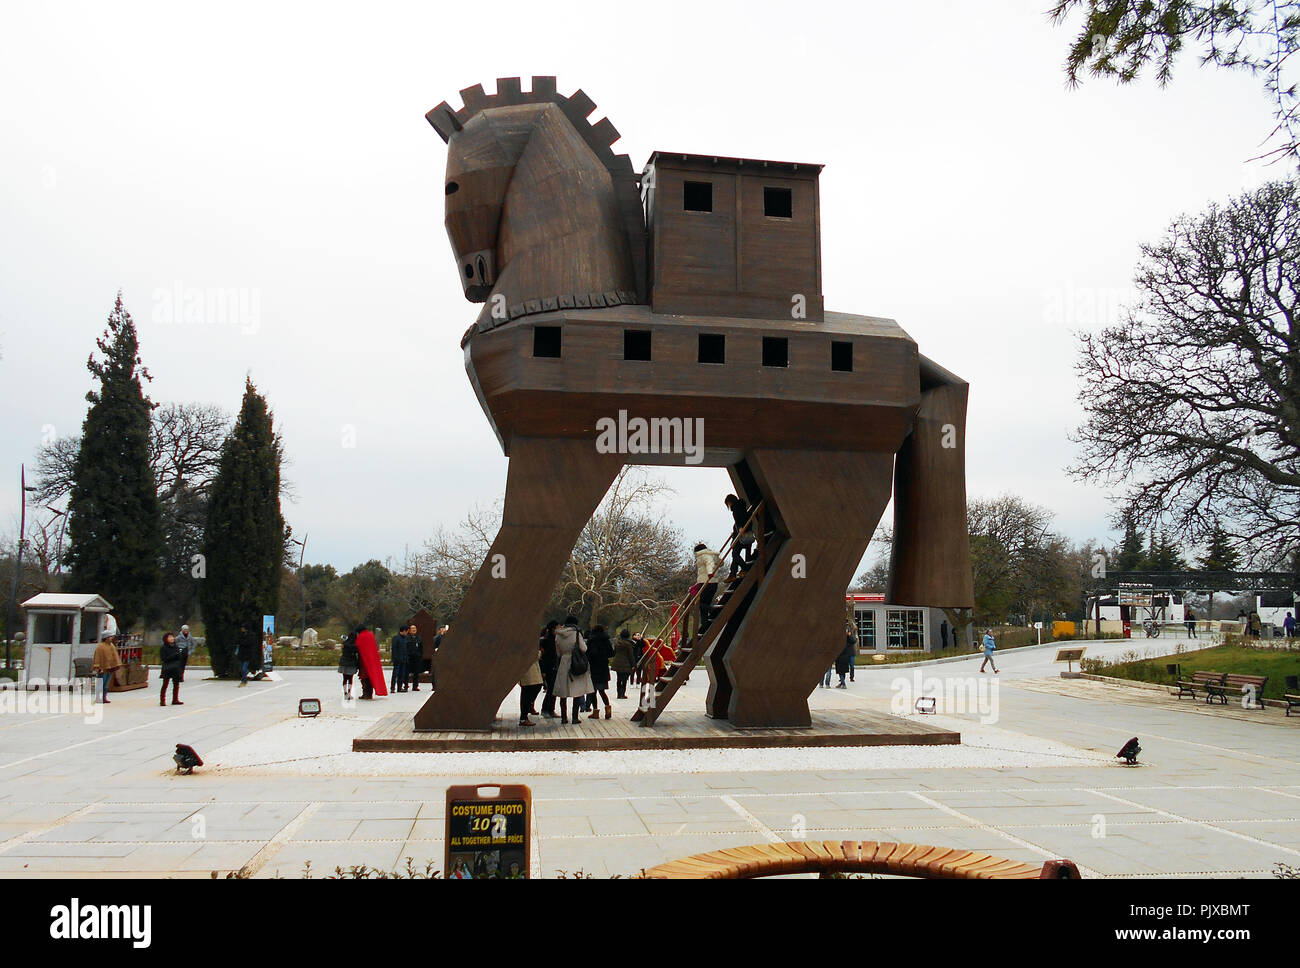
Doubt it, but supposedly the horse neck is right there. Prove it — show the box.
[491,122,635,312]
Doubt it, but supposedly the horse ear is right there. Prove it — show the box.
[426,102,463,142]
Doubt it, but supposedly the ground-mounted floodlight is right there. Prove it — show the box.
[173,744,203,775]
[914,696,936,714]
[299,698,321,718]
[1116,737,1141,765]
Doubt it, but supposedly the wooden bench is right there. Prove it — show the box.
[1286,677,1299,718]
[1173,671,1224,701]
[644,840,1081,879]
[1206,673,1269,709]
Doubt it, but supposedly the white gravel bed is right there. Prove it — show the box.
[205,712,1111,776]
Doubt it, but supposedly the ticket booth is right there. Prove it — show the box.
[19,593,142,689]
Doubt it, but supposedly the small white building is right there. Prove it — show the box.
[847,594,972,654]
[21,593,114,683]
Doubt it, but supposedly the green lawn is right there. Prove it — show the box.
[1083,643,1300,700]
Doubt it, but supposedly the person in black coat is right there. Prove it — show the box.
[237,623,262,685]
[159,632,186,706]
[405,624,426,691]
[538,620,559,718]
[584,625,614,719]
[833,632,855,689]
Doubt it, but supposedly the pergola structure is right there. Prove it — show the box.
[1083,571,1298,633]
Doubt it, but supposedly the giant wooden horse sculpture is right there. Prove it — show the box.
[414,77,973,731]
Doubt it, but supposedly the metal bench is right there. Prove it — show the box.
[1173,670,1224,702]
[1206,673,1269,709]
[644,840,1081,879]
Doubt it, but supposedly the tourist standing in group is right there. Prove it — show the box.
[612,628,636,699]
[390,626,409,693]
[724,494,756,580]
[91,634,121,704]
[585,624,613,719]
[159,631,187,706]
[406,623,426,691]
[338,630,359,700]
[356,624,385,699]
[553,615,592,725]
[518,636,544,728]
[693,542,724,637]
[630,630,647,685]
[539,620,559,718]
[980,628,999,674]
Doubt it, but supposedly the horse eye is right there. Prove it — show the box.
[445,181,459,195]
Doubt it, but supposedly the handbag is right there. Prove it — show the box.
[568,640,589,678]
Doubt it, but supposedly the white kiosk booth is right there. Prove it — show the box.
[20,593,114,686]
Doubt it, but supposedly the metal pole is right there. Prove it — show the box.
[5,465,29,670]
[297,533,307,637]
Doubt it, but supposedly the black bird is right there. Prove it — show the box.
[173,744,203,774]
[1116,737,1141,765]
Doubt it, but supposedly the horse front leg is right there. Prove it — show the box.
[413,437,622,731]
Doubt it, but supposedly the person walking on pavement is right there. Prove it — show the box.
[980,628,999,674]
[91,634,121,704]
[1184,609,1197,638]
[159,631,187,705]
[834,628,855,688]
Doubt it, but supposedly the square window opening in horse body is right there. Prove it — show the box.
[624,329,652,361]
[764,186,793,219]
[533,325,562,358]
[831,341,853,372]
[683,181,713,213]
[698,333,725,364]
[762,336,788,368]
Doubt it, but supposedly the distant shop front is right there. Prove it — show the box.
[846,594,971,655]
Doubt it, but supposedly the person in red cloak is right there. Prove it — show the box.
[354,625,388,699]
[646,637,675,681]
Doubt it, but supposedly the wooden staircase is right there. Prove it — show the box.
[632,508,779,726]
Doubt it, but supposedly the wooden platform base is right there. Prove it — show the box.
[352,708,959,753]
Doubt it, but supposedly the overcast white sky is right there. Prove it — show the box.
[0,0,1280,576]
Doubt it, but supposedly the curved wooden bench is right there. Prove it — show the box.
[645,840,1081,879]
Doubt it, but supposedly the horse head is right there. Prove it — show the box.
[428,78,647,333]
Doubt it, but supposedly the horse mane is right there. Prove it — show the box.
[427,77,647,303]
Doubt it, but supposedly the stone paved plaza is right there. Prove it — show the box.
[1,637,1297,878]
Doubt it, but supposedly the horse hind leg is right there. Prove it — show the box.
[413,437,622,731]
[887,356,975,610]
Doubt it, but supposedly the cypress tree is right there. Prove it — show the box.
[65,293,163,631]
[200,379,286,677]
[1114,513,1145,571]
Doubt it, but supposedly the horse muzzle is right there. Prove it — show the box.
[459,248,496,302]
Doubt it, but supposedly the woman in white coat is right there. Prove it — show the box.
[552,615,593,725]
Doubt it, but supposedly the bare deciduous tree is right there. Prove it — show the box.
[1070,177,1300,567]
